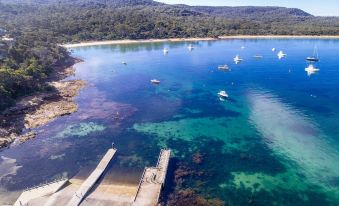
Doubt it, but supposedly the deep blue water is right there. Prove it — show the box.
[1,39,339,205]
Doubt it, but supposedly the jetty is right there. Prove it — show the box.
[133,149,171,206]
[13,148,171,206]
[66,148,117,206]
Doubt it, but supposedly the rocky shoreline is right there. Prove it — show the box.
[0,57,85,149]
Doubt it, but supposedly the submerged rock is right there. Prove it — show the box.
[55,122,106,139]
[167,189,224,206]
[192,152,204,164]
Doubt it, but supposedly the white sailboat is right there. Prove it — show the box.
[305,64,319,76]
[277,51,287,59]
[306,46,319,62]
[234,55,243,64]
[188,44,194,51]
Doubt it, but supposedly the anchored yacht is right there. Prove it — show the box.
[234,55,243,64]
[305,64,319,76]
[277,51,287,59]
[306,46,319,62]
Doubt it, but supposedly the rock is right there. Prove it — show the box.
[0,79,85,148]
[167,189,225,206]
[192,152,204,164]
[18,132,37,143]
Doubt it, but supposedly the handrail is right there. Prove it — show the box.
[133,168,147,202]
[23,177,68,192]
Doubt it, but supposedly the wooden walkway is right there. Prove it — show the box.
[66,148,117,206]
[133,149,171,206]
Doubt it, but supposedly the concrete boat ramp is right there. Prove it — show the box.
[13,148,171,206]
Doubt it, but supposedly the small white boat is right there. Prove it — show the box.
[151,79,161,84]
[305,64,319,76]
[277,51,287,59]
[163,48,169,54]
[218,65,230,70]
[122,61,127,65]
[272,48,276,52]
[241,46,245,49]
[188,44,194,51]
[253,55,263,59]
[218,90,229,99]
[234,55,243,64]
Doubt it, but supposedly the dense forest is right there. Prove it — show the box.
[0,0,339,110]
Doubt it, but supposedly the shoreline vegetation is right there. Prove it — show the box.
[62,35,339,48]
[0,57,85,149]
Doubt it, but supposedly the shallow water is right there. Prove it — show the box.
[1,39,339,205]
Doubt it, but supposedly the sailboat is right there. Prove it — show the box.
[306,46,319,62]
[277,51,287,59]
[163,48,169,54]
[188,44,194,51]
[305,64,320,76]
[233,55,243,64]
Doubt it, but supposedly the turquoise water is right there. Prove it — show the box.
[1,39,339,205]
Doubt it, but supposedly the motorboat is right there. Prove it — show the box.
[218,90,229,99]
[253,55,263,59]
[272,48,276,52]
[151,79,161,84]
[122,61,127,65]
[218,65,230,71]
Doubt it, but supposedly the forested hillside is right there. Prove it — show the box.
[0,0,338,110]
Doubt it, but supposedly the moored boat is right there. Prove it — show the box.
[151,79,161,84]
[277,51,287,59]
[234,55,243,64]
[218,90,229,99]
[306,46,319,62]
[218,65,230,70]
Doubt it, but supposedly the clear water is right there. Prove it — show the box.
[1,39,339,205]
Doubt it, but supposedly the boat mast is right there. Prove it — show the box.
[314,46,318,58]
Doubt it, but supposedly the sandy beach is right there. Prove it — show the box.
[62,35,339,48]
